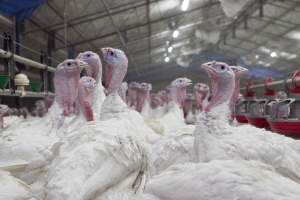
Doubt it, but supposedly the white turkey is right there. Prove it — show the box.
[194,61,300,183]
[0,104,9,129]
[44,47,159,200]
[77,51,105,120]
[138,160,300,200]
[0,170,39,200]
[159,77,192,135]
[0,59,86,185]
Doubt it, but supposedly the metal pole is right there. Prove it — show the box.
[0,48,55,72]
[101,0,140,76]
[63,0,68,58]
[240,77,300,90]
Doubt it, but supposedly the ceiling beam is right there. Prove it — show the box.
[146,0,151,64]
[46,1,98,52]
[238,2,300,58]
[25,0,163,35]
[54,1,220,50]
[100,0,139,74]
[217,0,265,46]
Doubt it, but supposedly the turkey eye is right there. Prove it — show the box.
[87,54,91,57]
[109,51,114,56]
[221,65,225,70]
[67,62,71,66]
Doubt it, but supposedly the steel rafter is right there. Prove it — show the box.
[54,1,221,50]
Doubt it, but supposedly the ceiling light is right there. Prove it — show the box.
[288,54,298,60]
[255,54,259,59]
[168,46,173,53]
[259,46,271,54]
[181,0,189,11]
[270,52,277,58]
[286,30,300,41]
[164,56,170,62]
[172,30,179,38]
[258,60,264,65]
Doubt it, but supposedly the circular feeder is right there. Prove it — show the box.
[14,73,29,95]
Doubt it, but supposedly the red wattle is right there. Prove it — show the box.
[104,64,113,90]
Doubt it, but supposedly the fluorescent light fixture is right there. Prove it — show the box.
[181,0,189,11]
[279,51,298,60]
[286,30,300,41]
[259,46,271,54]
[172,30,179,38]
[270,52,277,58]
[287,54,298,60]
[164,56,170,62]
[168,46,173,53]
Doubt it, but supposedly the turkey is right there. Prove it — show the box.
[118,82,128,103]
[194,61,300,183]
[77,51,105,120]
[183,93,195,124]
[126,82,140,110]
[136,83,165,134]
[0,170,39,200]
[31,100,48,118]
[44,47,159,200]
[193,82,210,115]
[137,160,300,200]
[154,90,169,117]
[159,77,192,135]
[0,59,86,184]
[138,82,152,115]
[0,104,9,129]
[77,76,97,122]
[230,65,248,123]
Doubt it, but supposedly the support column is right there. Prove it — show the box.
[15,19,25,72]
[15,20,25,55]
[67,45,75,58]
[47,31,56,92]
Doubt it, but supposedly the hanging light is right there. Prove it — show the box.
[173,30,179,38]
[164,56,170,62]
[270,52,277,58]
[168,46,173,53]
[181,0,189,11]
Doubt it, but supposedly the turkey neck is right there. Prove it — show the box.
[170,87,187,108]
[230,74,241,119]
[205,74,235,115]
[194,90,209,110]
[0,114,3,128]
[107,62,127,95]
[231,75,241,108]
[137,90,150,112]
[93,58,101,84]
[194,74,235,162]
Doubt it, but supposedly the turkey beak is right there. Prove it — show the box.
[184,79,192,87]
[201,62,216,76]
[77,60,88,69]
[231,66,248,75]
